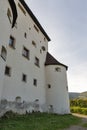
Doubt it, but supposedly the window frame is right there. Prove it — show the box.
[9,36,16,49]
[48,84,51,89]
[32,41,36,47]
[22,73,27,83]
[55,67,61,72]
[35,57,40,67]
[1,46,7,61]
[24,32,27,38]
[42,46,46,51]
[5,66,11,77]
[33,79,37,86]
[22,46,29,60]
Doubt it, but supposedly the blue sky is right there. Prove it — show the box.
[25,0,87,92]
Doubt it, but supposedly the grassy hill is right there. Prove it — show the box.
[80,91,87,98]
[69,92,80,99]
[69,91,87,99]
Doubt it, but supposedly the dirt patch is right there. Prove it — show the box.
[64,113,87,130]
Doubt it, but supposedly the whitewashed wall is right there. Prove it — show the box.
[45,65,70,114]
[0,0,12,100]
[0,0,70,115]
[1,0,48,108]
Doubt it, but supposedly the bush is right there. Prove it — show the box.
[70,98,87,108]
[1,111,18,119]
[82,108,87,115]
[70,107,87,115]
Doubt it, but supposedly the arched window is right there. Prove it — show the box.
[1,46,7,61]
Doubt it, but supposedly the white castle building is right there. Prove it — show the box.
[0,0,70,115]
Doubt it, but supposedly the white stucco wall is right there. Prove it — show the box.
[0,57,5,100]
[0,0,12,100]
[45,65,70,114]
[1,0,48,107]
[0,0,70,115]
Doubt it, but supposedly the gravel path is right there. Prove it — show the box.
[64,113,87,130]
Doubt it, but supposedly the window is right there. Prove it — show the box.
[9,36,15,49]
[24,32,27,38]
[35,99,39,102]
[22,46,29,59]
[66,86,68,91]
[48,84,51,89]
[55,67,61,72]
[40,49,42,54]
[49,105,53,112]
[44,37,46,42]
[32,41,36,47]
[33,79,37,86]
[35,57,39,67]
[34,25,39,33]
[18,3,26,15]
[7,8,12,24]
[15,96,21,103]
[42,46,46,51]
[22,74,27,82]
[1,46,7,61]
[5,66,11,76]
[29,27,31,30]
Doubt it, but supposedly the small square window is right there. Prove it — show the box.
[42,46,46,51]
[32,41,36,47]
[35,57,39,67]
[22,46,29,59]
[22,74,27,82]
[48,84,51,89]
[34,25,39,33]
[33,79,37,86]
[55,67,61,72]
[5,66,11,76]
[24,32,27,38]
[9,36,15,49]
[1,46,7,61]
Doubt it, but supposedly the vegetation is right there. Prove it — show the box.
[71,107,87,115]
[70,98,87,107]
[0,111,81,130]
[70,98,87,115]
[82,123,87,128]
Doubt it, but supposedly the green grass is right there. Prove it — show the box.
[70,106,87,115]
[82,123,87,128]
[0,112,81,130]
